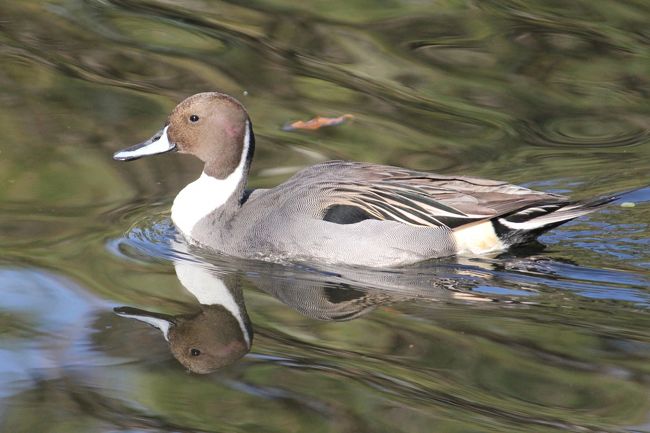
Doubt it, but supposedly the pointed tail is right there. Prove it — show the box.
[492,190,632,245]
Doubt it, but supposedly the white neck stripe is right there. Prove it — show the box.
[171,121,251,238]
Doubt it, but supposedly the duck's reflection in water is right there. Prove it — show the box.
[115,262,252,374]
[115,249,498,373]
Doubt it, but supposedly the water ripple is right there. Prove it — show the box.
[520,115,649,148]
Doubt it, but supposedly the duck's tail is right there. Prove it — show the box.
[491,191,626,246]
[453,187,642,255]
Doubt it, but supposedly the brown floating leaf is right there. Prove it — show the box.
[283,114,354,131]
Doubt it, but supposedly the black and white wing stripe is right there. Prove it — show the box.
[325,183,492,228]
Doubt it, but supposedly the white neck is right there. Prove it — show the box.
[171,121,250,238]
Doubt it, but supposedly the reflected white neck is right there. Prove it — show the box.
[171,121,250,237]
[174,261,251,348]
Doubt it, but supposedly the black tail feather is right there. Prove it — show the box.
[492,189,633,246]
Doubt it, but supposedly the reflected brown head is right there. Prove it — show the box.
[168,305,250,374]
[167,92,250,179]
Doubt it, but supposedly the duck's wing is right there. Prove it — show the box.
[293,161,571,230]
[246,161,620,261]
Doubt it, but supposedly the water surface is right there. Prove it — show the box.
[1,1,650,432]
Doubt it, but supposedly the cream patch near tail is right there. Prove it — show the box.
[453,221,504,255]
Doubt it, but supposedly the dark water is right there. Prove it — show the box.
[2,1,650,432]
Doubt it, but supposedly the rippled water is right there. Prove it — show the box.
[2,1,650,432]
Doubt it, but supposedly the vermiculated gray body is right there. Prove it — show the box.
[191,160,598,267]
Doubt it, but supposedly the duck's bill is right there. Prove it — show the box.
[113,126,176,161]
[114,306,176,341]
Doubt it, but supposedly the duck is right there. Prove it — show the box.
[114,92,624,267]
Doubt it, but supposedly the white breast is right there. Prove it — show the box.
[171,121,251,237]
[171,172,237,237]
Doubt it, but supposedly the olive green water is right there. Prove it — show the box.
[2,1,650,432]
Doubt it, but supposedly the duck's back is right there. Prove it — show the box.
[246,160,567,226]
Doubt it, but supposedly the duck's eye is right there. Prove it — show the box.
[189,114,199,123]
[190,348,201,357]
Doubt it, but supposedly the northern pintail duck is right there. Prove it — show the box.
[114,92,622,267]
